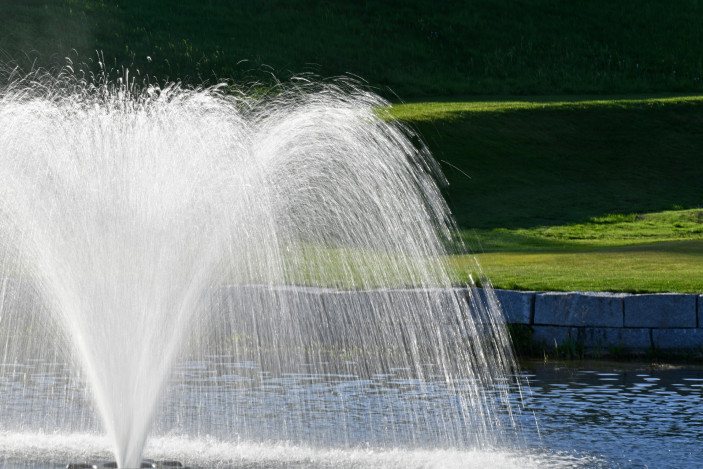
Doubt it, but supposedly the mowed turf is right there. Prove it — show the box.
[461,240,703,294]
[391,97,703,293]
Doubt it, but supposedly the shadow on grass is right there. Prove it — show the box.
[402,100,703,231]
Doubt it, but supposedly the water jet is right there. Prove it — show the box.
[0,71,519,468]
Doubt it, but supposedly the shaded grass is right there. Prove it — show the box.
[4,1,703,98]
[392,96,703,230]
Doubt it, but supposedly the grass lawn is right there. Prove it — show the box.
[391,97,703,293]
[3,1,703,98]
[462,239,703,293]
[2,1,701,293]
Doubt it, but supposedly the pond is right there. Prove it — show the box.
[515,360,703,468]
[0,358,701,468]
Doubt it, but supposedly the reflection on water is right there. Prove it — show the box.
[0,358,701,468]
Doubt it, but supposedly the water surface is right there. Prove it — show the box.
[0,358,700,468]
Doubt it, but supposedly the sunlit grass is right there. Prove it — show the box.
[449,209,703,293]
[456,240,703,294]
[462,209,703,252]
[389,95,703,122]
[222,243,460,290]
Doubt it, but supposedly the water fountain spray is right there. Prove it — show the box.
[0,69,518,468]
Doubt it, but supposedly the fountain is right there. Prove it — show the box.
[0,69,519,468]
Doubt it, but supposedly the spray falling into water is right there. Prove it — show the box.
[0,70,519,468]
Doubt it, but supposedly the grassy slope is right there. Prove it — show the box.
[1,2,701,292]
[3,0,703,98]
[393,96,703,229]
[392,97,703,293]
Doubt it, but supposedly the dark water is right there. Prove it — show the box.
[516,360,703,469]
[0,358,701,468]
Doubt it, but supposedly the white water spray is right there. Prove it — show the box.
[0,71,518,468]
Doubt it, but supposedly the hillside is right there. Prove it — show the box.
[392,97,703,293]
[2,0,703,98]
[2,1,702,292]
[393,96,703,230]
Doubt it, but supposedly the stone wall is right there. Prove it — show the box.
[2,276,699,356]
[213,285,702,354]
[492,288,703,353]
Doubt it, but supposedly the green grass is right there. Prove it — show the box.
[460,210,703,293]
[391,94,703,122]
[392,97,703,293]
[466,209,703,252]
[458,240,703,293]
[392,96,703,230]
[4,0,703,98]
[2,2,702,293]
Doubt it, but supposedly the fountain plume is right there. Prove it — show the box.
[0,69,518,468]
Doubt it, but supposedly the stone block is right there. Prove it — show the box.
[214,284,337,345]
[492,289,534,324]
[467,288,533,326]
[417,287,475,326]
[652,328,703,350]
[535,292,626,327]
[531,325,576,348]
[323,287,474,328]
[576,327,651,351]
[324,288,433,326]
[624,294,697,328]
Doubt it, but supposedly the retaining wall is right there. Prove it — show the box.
[215,285,702,354]
[1,276,699,354]
[492,288,703,353]
[213,285,701,353]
